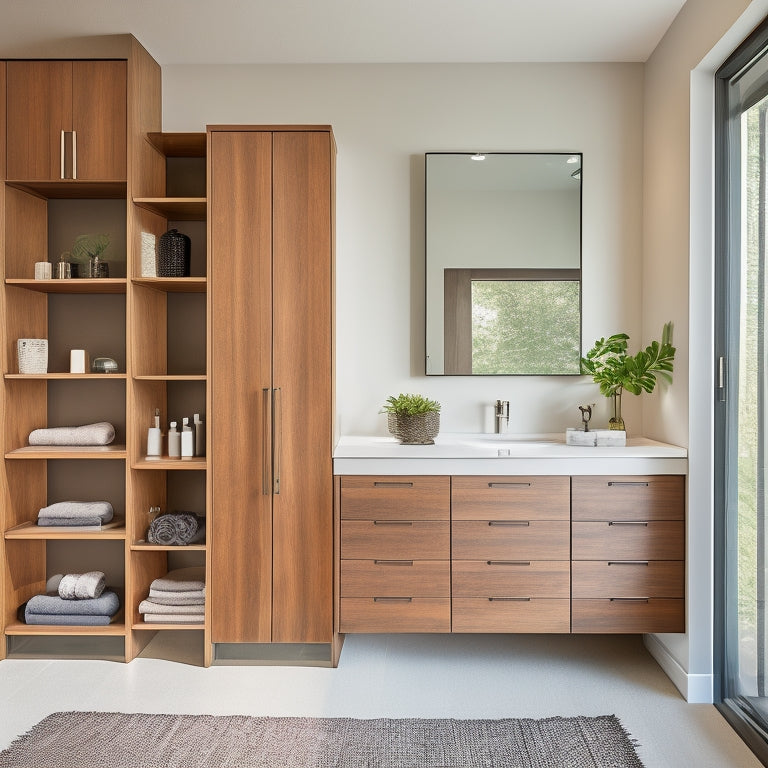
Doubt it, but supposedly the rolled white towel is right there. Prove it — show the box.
[58,571,106,600]
[28,422,115,446]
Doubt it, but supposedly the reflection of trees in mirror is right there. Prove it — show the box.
[471,280,581,374]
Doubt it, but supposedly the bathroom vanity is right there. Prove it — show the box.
[333,435,686,636]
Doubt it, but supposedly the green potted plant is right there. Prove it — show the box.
[381,393,441,445]
[580,322,675,431]
[70,233,110,277]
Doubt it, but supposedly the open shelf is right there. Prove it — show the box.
[132,456,206,470]
[6,445,127,459]
[147,132,206,158]
[131,277,207,293]
[133,197,206,220]
[5,180,127,199]
[6,619,126,636]
[5,373,127,380]
[5,520,126,540]
[5,278,127,294]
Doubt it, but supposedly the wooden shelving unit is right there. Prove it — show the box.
[6,520,126,539]
[5,278,127,294]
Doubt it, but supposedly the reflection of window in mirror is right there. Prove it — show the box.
[444,268,581,375]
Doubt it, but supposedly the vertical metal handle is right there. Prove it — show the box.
[262,388,271,495]
[72,130,77,179]
[718,356,726,402]
[273,387,282,494]
[60,130,65,179]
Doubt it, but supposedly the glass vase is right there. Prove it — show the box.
[609,390,625,431]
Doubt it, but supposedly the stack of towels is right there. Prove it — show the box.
[24,572,119,626]
[147,511,205,546]
[37,501,114,528]
[139,566,205,624]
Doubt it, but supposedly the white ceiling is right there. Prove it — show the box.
[1,0,688,65]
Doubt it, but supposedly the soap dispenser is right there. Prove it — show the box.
[181,417,194,458]
[168,421,181,459]
[193,413,205,457]
[147,408,162,457]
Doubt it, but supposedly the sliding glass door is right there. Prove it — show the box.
[716,20,768,761]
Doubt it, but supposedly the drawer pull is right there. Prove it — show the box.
[607,481,649,487]
[487,560,531,566]
[488,482,531,488]
[373,481,414,488]
[608,561,649,566]
[609,597,650,603]
[373,520,413,526]
[488,597,531,602]
[488,520,530,526]
[373,596,413,603]
[608,521,648,526]
[374,560,414,566]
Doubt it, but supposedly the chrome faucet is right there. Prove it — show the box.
[495,400,509,433]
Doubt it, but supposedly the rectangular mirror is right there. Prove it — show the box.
[425,152,582,375]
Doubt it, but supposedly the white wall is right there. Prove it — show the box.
[162,63,644,436]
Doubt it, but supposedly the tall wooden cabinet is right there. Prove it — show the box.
[208,127,335,647]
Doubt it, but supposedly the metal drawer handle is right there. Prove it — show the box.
[374,560,414,566]
[373,481,414,488]
[608,561,649,566]
[373,520,413,526]
[609,597,650,603]
[488,482,531,488]
[607,481,649,487]
[488,597,531,602]
[608,521,648,526]
[488,520,530,526]
[487,560,531,566]
[373,597,413,603]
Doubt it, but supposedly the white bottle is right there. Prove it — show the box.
[181,417,194,458]
[168,421,181,459]
[194,413,205,457]
[147,408,162,457]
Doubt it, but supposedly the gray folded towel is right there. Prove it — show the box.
[58,572,106,600]
[25,589,119,617]
[37,501,113,522]
[143,613,204,624]
[25,613,113,626]
[37,517,104,527]
[28,422,115,446]
[147,512,205,546]
[146,589,206,605]
[138,599,205,615]
[150,566,205,592]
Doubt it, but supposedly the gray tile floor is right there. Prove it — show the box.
[0,633,761,767]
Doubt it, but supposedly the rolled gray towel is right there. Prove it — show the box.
[28,422,115,446]
[58,572,106,600]
[150,566,205,592]
[37,501,113,522]
[25,589,119,617]
[139,599,205,615]
[147,512,204,546]
[146,589,206,605]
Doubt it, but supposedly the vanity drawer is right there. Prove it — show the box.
[572,561,684,598]
[571,475,685,522]
[452,476,570,521]
[452,598,570,633]
[572,521,684,560]
[340,476,450,520]
[341,560,450,597]
[342,520,450,559]
[340,597,450,633]
[452,560,570,598]
[571,598,684,633]
[452,520,570,560]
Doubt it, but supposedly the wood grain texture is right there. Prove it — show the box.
[4,187,47,280]
[572,560,684,598]
[452,520,570,560]
[341,475,450,520]
[209,130,273,644]
[452,560,570,598]
[571,598,684,633]
[341,560,450,597]
[451,475,570,521]
[572,521,685,560]
[571,475,685,521]
[340,597,450,633]
[451,598,570,633]
[342,520,450,560]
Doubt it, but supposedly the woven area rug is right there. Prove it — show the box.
[0,712,645,768]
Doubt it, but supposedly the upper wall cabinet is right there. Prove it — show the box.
[6,60,127,182]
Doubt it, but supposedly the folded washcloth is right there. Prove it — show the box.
[25,589,119,617]
[150,566,205,592]
[147,512,205,546]
[28,422,115,446]
[139,599,205,615]
[37,501,113,522]
[58,572,106,600]
[146,589,206,605]
[37,517,105,527]
[143,613,204,624]
[25,613,113,626]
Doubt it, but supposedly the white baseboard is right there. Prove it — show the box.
[643,634,713,703]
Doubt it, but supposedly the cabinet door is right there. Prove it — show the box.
[271,131,334,643]
[7,61,71,180]
[209,131,274,643]
[72,61,127,181]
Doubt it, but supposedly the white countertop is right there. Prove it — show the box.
[333,433,688,476]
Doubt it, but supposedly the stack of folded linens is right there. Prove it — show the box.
[147,512,205,546]
[37,501,114,528]
[24,571,119,625]
[139,566,205,624]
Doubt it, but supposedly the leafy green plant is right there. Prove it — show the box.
[580,322,675,397]
[70,234,110,265]
[381,393,441,416]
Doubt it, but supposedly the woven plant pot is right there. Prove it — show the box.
[387,411,440,445]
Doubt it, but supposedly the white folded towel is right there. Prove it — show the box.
[147,589,206,605]
[139,599,205,615]
[37,501,113,522]
[150,566,205,592]
[143,613,204,624]
[29,422,115,446]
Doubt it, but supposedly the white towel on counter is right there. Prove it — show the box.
[28,422,115,446]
